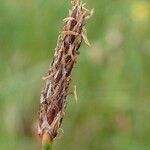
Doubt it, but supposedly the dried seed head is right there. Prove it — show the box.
[38,0,93,141]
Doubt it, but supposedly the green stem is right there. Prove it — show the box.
[42,141,52,150]
[42,133,53,150]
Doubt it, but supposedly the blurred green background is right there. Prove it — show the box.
[0,0,150,149]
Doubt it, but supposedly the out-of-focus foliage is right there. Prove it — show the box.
[0,0,150,150]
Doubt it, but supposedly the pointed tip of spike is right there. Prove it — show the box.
[71,0,78,6]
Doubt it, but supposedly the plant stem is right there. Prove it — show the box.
[42,133,53,150]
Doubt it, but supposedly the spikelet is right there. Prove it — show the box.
[38,0,93,141]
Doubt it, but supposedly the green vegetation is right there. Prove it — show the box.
[0,0,150,150]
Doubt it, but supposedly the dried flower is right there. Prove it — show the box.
[38,0,93,142]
